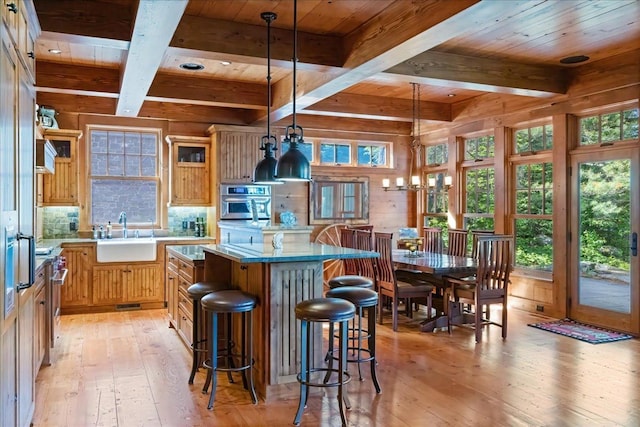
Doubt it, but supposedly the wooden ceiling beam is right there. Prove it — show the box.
[36,61,120,95]
[267,0,490,123]
[273,114,411,136]
[385,51,568,97]
[306,93,451,122]
[116,0,188,116]
[170,15,342,68]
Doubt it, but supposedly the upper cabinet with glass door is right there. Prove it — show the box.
[42,129,82,206]
[166,135,212,206]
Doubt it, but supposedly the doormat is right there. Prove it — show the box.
[528,318,633,344]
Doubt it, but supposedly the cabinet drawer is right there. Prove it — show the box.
[178,259,194,282]
[178,274,193,299]
[167,253,179,271]
[178,290,193,321]
[177,307,193,348]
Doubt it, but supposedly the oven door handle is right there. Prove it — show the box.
[16,233,35,291]
[224,198,251,203]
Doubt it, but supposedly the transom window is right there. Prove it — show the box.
[280,139,314,163]
[425,143,448,165]
[320,142,351,165]
[287,137,391,167]
[515,124,553,153]
[89,127,160,226]
[580,108,639,145]
[357,143,387,167]
[464,135,494,161]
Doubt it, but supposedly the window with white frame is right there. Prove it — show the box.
[89,127,160,226]
[357,142,388,167]
[320,141,351,165]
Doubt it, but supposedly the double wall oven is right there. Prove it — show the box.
[220,184,271,221]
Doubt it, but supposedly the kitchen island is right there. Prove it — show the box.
[200,242,378,401]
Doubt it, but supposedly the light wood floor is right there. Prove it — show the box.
[33,307,640,426]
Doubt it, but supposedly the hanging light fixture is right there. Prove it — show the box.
[382,83,451,191]
[253,11,283,185]
[275,0,311,182]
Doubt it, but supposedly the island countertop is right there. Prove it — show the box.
[200,242,378,264]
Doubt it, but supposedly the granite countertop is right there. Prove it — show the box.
[201,242,378,264]
[217,220,313,232]
[166,244,207,261]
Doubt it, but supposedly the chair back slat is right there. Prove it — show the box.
[470,229,494,259]
[423,227,443,253]
[446,228,468,257]
[340,228,358,275]
[373,232,396,292]
[354,229,375,280]
[475,235,513,292]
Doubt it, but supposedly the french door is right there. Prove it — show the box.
[569,147,639,334]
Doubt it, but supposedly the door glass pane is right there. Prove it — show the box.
[578,159,631,313]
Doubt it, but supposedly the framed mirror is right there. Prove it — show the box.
[309,176,369,225]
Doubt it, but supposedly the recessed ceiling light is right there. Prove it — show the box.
[48,49,62,54]
[179,62,204,71]
[220,61,232,66]
[447,93,456,97]
[560,55,590,64]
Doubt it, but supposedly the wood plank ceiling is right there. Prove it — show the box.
[34,0,640,134]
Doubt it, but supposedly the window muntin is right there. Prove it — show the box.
[357,144,387,167]
[425,143,448,165]
[89,127,160,226]
[515,163,553,215]
[515,124,553,153]
[464,135,494,160]
[580,108,639,145]
[464,167,495,214]
[320,142,351,165]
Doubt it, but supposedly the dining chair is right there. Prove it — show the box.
[446,228,468,257]
[353,229,375,280]
[470,230,494,260]
[340,228,358,275]
[445,234,513,342]
[423,227,443,254]
[373,232,434,332]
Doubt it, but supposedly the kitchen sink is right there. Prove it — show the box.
[96,238,157,263]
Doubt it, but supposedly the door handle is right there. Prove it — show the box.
[631,232,637,257]
[16,233,35,291]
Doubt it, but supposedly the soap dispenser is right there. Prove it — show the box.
[106,221,112,239]
[92,226,98,239]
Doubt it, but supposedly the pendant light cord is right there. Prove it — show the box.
[292,0,298,130]
[262,12,276,142]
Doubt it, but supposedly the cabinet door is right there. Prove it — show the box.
[34,285,46,371]
[43,131,80,205]
[126,263,162,303]
[92,265,125,305]
[61,246,92,308]
[219,132,262,183]
[17,289,35,427]
[171,140,211,205]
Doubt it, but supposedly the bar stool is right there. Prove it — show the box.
[325,286,381,394]
[186,281,230,385]
[294,297,356,427]
[328,274,374,289]
[201,289,258,409]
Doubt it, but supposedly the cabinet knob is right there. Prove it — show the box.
[7,3,17,13]
[27,51,35,59]
[40,300,46,305]
[240,265,248,271]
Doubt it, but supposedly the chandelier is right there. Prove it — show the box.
[382,83,451,191]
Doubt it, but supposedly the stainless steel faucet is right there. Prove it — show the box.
[118,211,127,238]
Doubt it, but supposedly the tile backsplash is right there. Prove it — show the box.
[41,206,214,239]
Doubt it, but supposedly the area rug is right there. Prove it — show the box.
[528,318,633,344]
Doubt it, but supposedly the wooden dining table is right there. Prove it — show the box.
[392,249,477,332]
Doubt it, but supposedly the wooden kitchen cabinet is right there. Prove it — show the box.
[166,135,212,206]
[165,246,208,350]
[92,263,162,306]
[61,244,93,308]
[209,126,264,183]
[43,128,82,206]
[33,264,48,371]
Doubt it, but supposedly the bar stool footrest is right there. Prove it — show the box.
[298,368,351,388]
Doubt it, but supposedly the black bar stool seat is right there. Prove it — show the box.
[294,297,356,426]
[328,275,374,289]
[186,281,230,385]
[325,287,381,394]
[201,289,258,409]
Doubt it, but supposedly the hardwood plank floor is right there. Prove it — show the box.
[33,307,639,426]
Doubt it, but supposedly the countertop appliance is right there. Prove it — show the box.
[220,184,271,221]
[36,139,57,174]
